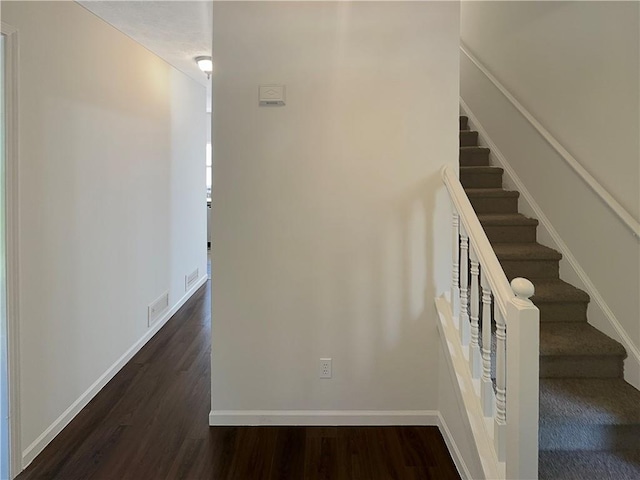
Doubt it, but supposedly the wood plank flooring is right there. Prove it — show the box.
[16,282,460,480]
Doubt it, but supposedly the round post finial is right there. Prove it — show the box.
[511,277,535,304]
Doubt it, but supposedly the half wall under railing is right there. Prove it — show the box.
[436,165,540,480]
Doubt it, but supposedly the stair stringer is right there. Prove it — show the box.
[460,99,640,391]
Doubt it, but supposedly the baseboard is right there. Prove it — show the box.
[209,409,474,473]
[437,413,473,480]
[209,410,439,426]
[460,99,640,391]
[21,275,209,469]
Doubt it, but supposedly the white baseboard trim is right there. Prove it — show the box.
[209,410,439,426]
[460,99,640,391]
[437,413,473,480]
[21,275,209,469]
[209,408,474,478]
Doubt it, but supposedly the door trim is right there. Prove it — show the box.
[1,21,22,479]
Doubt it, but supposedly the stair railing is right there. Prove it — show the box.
[441,165,540,480]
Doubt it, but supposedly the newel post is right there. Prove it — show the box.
[505,278,540,480]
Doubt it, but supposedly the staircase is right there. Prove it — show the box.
[459,115,640,480]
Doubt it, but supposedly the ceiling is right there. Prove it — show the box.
[78,1,212,106]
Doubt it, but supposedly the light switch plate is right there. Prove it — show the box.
[259,85,285,106]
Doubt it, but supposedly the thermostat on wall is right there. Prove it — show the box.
[259,85,285,106]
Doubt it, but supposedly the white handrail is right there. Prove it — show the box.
[442,165,512,315]
[461,42,640,239]
[441,164,539,479]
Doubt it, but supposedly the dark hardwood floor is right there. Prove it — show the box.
[16,281,460,480]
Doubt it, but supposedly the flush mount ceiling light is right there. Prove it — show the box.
[195,56,213,79]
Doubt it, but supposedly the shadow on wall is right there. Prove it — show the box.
[304,171,450,407]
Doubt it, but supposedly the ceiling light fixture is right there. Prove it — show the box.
[195,56,213,79]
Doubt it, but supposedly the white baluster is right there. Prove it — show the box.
[459,224,470,347]
[452,211,460,325]
[469,245,481,379]
[480,270,495,417]
[506,278,540,480]
[494,306,507,462]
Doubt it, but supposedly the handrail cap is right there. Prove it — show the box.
[511,277,535,300]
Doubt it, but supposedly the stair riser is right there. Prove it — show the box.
[460,116,468,130]
[460,131,478,147]
[540,424,640,451]
[469,197,518,214]
[460,151,490,167]
[540,356,624,379]
[501,260,559,279]
[460,173,503,188]
[483,225,537,243]
[535,303,589,323]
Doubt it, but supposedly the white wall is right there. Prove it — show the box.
[2,1,207,465]
[210,1,459,421]
[460,2,640,384]
[462,1,639,219]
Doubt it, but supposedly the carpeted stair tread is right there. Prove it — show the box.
[492,242,562,261]
[477,213,539,243]
[540,378,640,425]
[477,213,539,226]
[538,449,640,480]
[540,322,627,357]
[531,279,590,304]
[460,147,491,167]
[460,167,505,188]
[539,378,640,451]
[460,166,503,174]
[464,188,519,198]
[466,189,520,214]
[460,146,490,154]
[459,115,469,130]
[460,130,479,146]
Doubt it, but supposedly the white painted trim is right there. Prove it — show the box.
[0,24,18,38]
[209,408,471,477]
[209,410,439,426]
[21,275,208,469]
[442,165,513,319]
[460,99,640,391]
[436,296,503,480]
[436,413,473,480]
[460,43,640,239]
[1,22,21,480]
